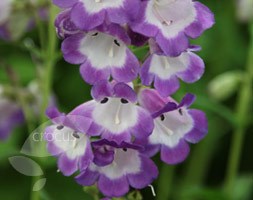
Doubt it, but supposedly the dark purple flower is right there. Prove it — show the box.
[141,40,205,97]
[44,107,94,176]
[76,139,158,198]
[131,0,214,56]
[53,0,141,31]
[62,24,140,84]
[55,9,81,39]
[138,88,208,164]
[70,80,154,144]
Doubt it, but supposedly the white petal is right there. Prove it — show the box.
[146,0,196,38]
[149,108,193,147]
[79,32,127,69]
[80,0,124,14]
[92,98,138,134]
[52,125,88,159]
[95,149,141,179]
[149,52,189,79]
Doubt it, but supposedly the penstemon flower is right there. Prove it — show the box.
[138,88,208,164]
[55,9,81,39]
[45,0,214,197]
[62,24,140,84]
[53,0,140,31]
[44,107,94,176]
[131,0,214,56]
[0,85,24,140]
[76,139,158,197]
[70,80,154,143]
[141,40,204,96]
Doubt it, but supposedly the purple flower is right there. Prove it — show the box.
[0,97,24,140]
[138,88,208,164]
[55,9,81,39]
[53,0,140,31]
[44,107,94,176]
[141,41,205,96]
[62,24,140,84]
[70,80,154,143]
[76,139,158,198]
[131,0,214,56]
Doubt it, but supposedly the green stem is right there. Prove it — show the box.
[156,165,175,200]
[223,23,253,196]
[30,3,59,200]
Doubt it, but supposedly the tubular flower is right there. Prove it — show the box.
[138,88,208,164]
[76,139,158,197]
[131,0,214,56]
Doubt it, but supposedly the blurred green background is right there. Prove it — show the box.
[0,0,252,200]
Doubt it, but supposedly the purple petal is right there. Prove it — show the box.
[61,33,86,64]
[160,140,190,165]
[140,56,155,86]
[113,82,137,103]
[53,0,78,8]
[75,169,100,186]
[184,109,208,144]
[132,107,154,139]
[178,93,196,108]
[111,50,139,83]
[127,155,158,189]
[58,154,78,176]
[154,76,180,97]
[98,175,129,197]
[91,80,113,101]
[185,2,215,38]
[138,88,167,114]
[156,32,189,57]
[177,52,205,83]
[71,2,105,31]
[79,61,111,85]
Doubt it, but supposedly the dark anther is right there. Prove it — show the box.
[120,98,128,104]
[123,148,127,152]
[114,39,120,47]
[100,97,109,104]
[57,125,64,130]
[179,108,183,116]
[72,132,80,139]
[160,114,165,121]
[92,32,98,36]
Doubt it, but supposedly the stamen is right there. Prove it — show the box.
[57,169,60,173]
[108,43,114,58]
[120,98,128,104]
[153,2,174,26]
[123,148,127,152]
[148,185,156,197]
[100,97,109,104]
[162,57,170,69]
[115,103,122,125]
[158,120,174,136]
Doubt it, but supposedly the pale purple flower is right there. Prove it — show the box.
[138,88,208,164]
[44,107,94,176]
[131,0,214,56]
[76,139,158,197]
[53,0,140,31]
[0,97,24,140]
[141,40,204,96]
[62,24,140,84]
[55,9,81,39]
[70,80,154,143]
